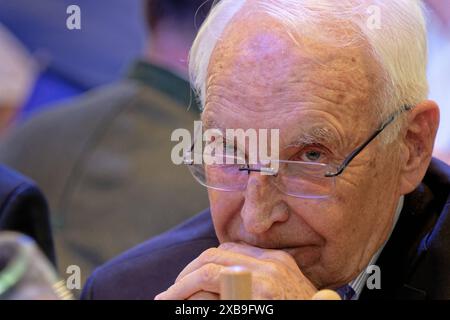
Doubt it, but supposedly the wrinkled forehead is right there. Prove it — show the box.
[202,11,382,145]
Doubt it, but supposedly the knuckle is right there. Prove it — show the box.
[218,242,234,250]
[266,250,292,262]
[200,248,219,262]
[263,261,280,274]
[200,263,219,283]
[257,277,283,300]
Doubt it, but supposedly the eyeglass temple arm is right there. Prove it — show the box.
[325,105,413,178]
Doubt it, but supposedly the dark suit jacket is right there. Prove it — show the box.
[0,165,55,264]
[0,61,209,286]
[81,158,450,300]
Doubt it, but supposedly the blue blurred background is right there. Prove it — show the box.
[0,0,148,120]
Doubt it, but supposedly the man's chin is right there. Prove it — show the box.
[283,246,322,269]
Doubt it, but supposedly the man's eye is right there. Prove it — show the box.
[304,150,322,162]
[291,147,328,163]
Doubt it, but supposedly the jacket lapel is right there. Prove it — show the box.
[360,158,450,299]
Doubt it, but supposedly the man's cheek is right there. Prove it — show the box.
[207,189,222,205]
[209,189,243,213]
[286,197,344,237]
[209,191,243,239]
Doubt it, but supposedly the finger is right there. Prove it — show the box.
[219,242,268,258]
[219,242,299,272]
[155,263,224,300]
[219,242,270,258]
[175,247,262,282]
[188,291,220,300]
[311,289,341,300]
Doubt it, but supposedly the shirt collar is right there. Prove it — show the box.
[127,60,200,110]
[348,195,405,299]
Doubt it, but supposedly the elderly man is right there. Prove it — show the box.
[82,0,449,300]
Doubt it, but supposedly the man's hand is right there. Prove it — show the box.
[154,242,318,300]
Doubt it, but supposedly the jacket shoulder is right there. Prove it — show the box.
[0,165,55,264]
[81,209,218,300]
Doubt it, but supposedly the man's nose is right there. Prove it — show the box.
[240,173,289,234]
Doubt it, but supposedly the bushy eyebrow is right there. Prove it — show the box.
[286,126,339,148]
[202,115,340,149]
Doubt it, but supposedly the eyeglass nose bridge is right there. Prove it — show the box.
[238,162,335,199]
[238,164,279,176]
[237,164,322,199]
[238,165,286,199]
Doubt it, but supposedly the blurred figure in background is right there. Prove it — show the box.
[426,0,450,164]
[0,0,210,290]
[0,169,55,268]
[0,24,36,133]
[0,0,148,121]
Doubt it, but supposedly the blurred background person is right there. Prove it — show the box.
[0,23,36,133]
[0,0,148,121]
[0,168,55,267]
[426,0,450,164]
[0,0,210,291]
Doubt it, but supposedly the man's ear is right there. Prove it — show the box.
[399,100,440,195]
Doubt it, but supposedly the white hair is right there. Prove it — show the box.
[189,0,429,143]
